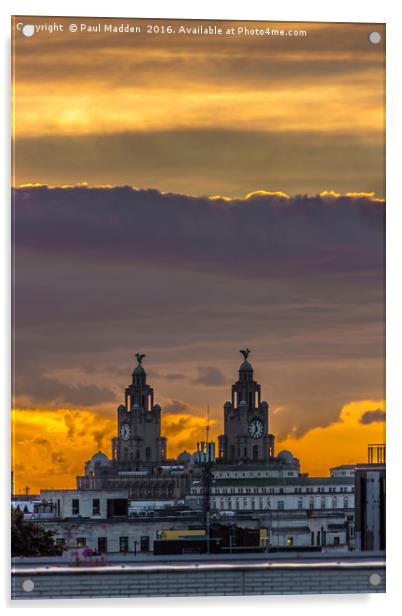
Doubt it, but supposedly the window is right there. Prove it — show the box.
[309,498,314,509]
[287,536,294,546]
[119,536,129,552]
[98,537,107,553]
[55,538,65,550]
[92,498,100,516]
[140,536,150,552]
[320,498,326,509]
[145,447,151,460]
[297,499,303,510]
[76,537,86,548]
[277,500,285,510]
[72,499,80,515]
[343,497,349,508]
[333,536,340,546]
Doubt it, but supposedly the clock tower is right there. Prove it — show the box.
[218,349,275,464]
[112,353,167,468]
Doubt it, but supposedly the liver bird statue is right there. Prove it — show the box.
[240,348,250,360]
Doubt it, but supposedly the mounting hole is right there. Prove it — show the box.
[369,573,381,586]
[22,579,35,592]
[368,31,381,45]
[22,24,35,37]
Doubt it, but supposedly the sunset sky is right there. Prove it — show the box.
[12,17,385,492]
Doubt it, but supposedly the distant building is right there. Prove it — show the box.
[330,465,356,478]
[17,349,386,556]
[354,460,385,551]
[76,354,194,499]
[218,350,275,463]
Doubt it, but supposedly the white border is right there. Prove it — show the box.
[2,0,401,613]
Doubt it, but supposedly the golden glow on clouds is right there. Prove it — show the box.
[320,190,385,202]
[11,407,216,493]
[12,19,385,140]
[12,400,384,492]
[276,399,385,476]
[14,183,384,203]
[244,190,289,200]
[13,81,384,138]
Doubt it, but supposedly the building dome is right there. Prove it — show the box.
[277,450,294,464]
[152,404,161,412]
[133,364,146,376]
[224,401,232,409]
[89,451,111,468]
[239,360,253,372]
[177,450,192,463]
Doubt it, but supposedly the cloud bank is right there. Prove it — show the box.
[13,186,384,280]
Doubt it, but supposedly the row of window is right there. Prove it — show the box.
[67,535,150,553]
[72,498,100,516]
[215,471,296,479]
[194,486,354,496]
[211,496,350,510]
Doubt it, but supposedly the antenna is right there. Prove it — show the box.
[206,404,210,444]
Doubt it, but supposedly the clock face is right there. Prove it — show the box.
[120,423,131,441]
[249,418,264,439]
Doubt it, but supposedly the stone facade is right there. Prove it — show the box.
[112,355,167,467]
[218,351,275,463]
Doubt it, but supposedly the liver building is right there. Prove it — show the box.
[112,353,167,467]
[218,349,275,464]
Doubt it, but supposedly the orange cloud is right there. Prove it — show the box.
[12,408,115,494]
[11,407,216,493]
[12,400,385,493]
[276,399,386,476]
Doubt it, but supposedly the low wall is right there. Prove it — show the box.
[12,559,385,599]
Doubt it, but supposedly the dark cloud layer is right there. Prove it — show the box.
[13,186,384,279]
[193,367,228,387]
[164,400,189,413]
[13,365,117,408]
[359,408,386,425]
